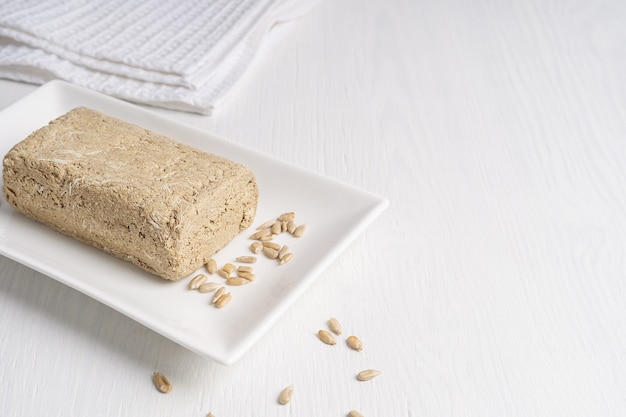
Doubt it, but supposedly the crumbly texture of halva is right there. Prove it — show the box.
[2,107,258,280]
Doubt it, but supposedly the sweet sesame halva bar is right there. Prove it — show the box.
[2,107,258,280]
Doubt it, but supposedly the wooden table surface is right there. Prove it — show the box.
[1,0,625,416]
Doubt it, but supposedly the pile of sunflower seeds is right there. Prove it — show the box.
[249,211,306,264]
[185,212,306,309]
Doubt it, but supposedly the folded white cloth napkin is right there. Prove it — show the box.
[0,0,317,114]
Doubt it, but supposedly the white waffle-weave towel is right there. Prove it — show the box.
[0,0,317,114]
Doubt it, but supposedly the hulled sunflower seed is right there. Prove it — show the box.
[152,372,172,393]
[281,221,288,232]
[235,256,257,263]
[223,263,236,274]
[263,247,279,259]
[318,329,337,345]
[250,229,271,240]
[211,287,226,304]
[226,277,249,286]
[278,245,290,259]
[278,212,295,222]
[271,221,282,235]
[189,274,207,290]
[287,220,296,234]
[346,335,364,351]
[279,252,293,265]
[217,269,230,279]
[215,292,232,308]
[237,271,256,281]
[327,318,342,335]
[293,224,307,237]
[256,219,278,230]
[250,241,263,254]
[207,413,216,417]
[237,265,253,273]
[356,369,381,381]
[206,258,218,274]
[262,241,281,250]
[198,282,220,293]
[278,384,294,405]
[348,410,364,417]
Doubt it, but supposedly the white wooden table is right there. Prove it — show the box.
[1,0,625,415]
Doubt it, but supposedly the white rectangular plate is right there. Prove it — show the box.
[0,81,388,364]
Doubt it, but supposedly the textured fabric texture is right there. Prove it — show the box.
[0,0,316,113]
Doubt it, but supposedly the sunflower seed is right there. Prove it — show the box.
[278,384,294,405]
[217,268,230,279]
[198,282,220,293]
[223,263,236,274]
[250,241,263,254]
[215,292,232,308]
[237,271,256,281]
[348,410,364,417]
[237,265,253,273]
[278,212,295,222]
[259,235,274,241]
[356,369,380,381]
[262,241,281,250]
[287,220,296,234]
[152,372,172,393]
[279,252,293,265]
[235,256,257,263]
[207,413,216,417]
[263,247,279,259]
[250,229,271,240]
[189,274,207,290]
[318,330,337,345]
[347,335,364,351]
[206,258,218,274]
[278,245,290,259]
[293,224,306,237]
[226,277,249,286]
[327,318,342,335]
[211,287,226,304]
[256,219,278,230]
[271,221,282,235]
[281,221,288,232]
